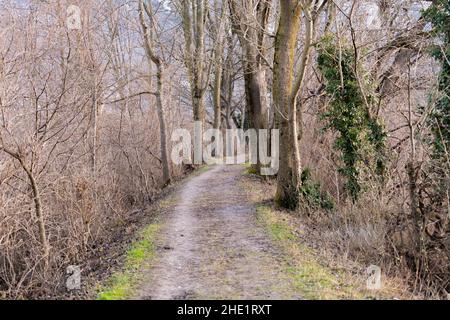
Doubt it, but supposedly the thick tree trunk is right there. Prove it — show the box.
[229,0,270,171]
[193,90,206,124]
[244,68,269,131]
[273,1,303,209]
[243,68,269,172]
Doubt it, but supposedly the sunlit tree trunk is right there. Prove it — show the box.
[273,1,303,208]
[273,0,325,208]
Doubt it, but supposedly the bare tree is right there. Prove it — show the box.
[178,0,212,125]
[229,0,271,132]
[139,0,171,186]
[210,0,228,129]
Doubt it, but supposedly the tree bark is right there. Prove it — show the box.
[155,67,171,186]
[213,62,222,130]
[181,0,209,126]
[229,0,270,171]
[273,0,325,209]
[273,1,303,208]
[212,0,227,130]
[24,165,50,259]
[139,0,171,186]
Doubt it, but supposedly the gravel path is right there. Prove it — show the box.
[136,165,300,300]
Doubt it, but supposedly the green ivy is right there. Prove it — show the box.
[299,168,335,211]
[423,0,450,164]
[317,36,387,202]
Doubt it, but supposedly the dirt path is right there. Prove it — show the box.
[135,165,301,300]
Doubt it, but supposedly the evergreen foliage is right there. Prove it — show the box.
[317,36,387,201]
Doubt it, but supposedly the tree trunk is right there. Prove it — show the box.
[229,0,270,171]
[212,0,226,130]
[407,62,422,255]
[222,44,233,129]
[23,164,50,260]
[213,62,222,129]
[155,67,171,186]
[181,0,208,126]
[273,1,303,209]
[139,0,171,186]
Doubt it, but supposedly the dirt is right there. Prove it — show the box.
[135,165,301,300]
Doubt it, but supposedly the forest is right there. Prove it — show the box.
[0,0,449,300]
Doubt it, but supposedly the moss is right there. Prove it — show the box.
[97,224,160,300]
[246,166,259,175]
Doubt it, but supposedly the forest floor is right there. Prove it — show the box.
[95,165,412,300]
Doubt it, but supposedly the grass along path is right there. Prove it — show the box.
[242,172,413,300]
[97,165,404,300]
[96,167,210,300]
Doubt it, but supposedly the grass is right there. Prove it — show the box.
[95,164,389,300]
[240,171,372,299]
[95,166,211,300]
[97,223,160,300]
[242,166,415,300]
[255,204,368,299]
